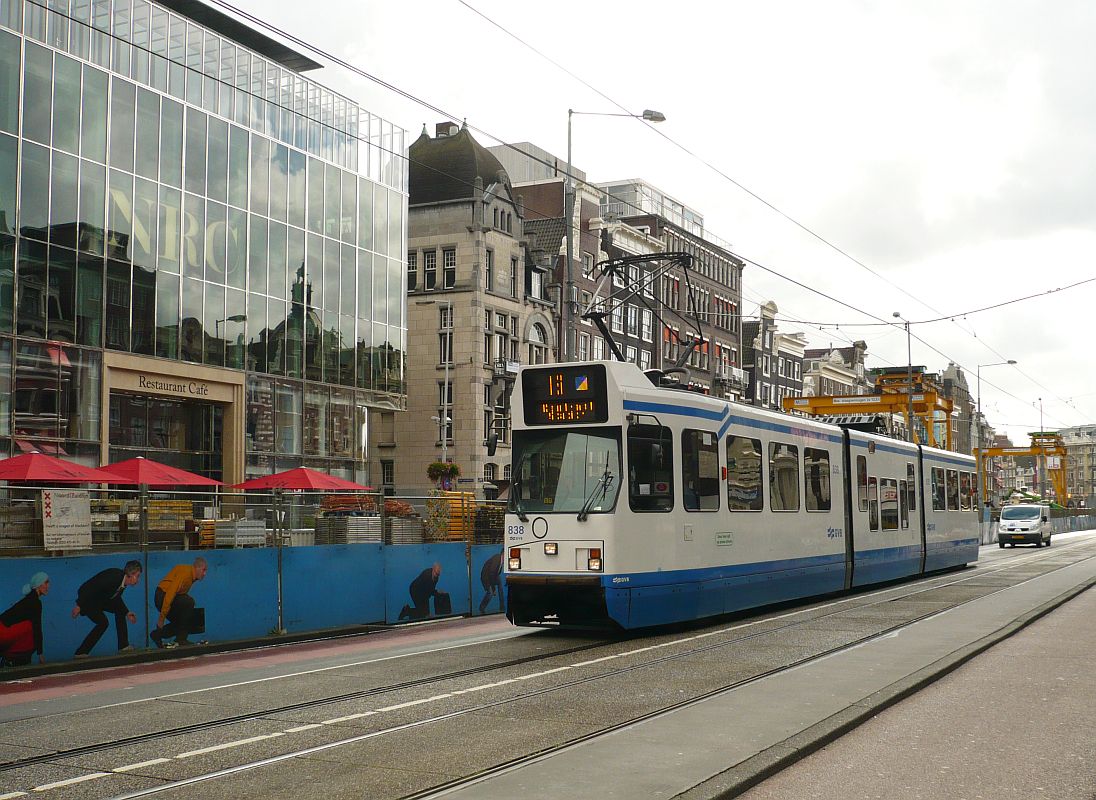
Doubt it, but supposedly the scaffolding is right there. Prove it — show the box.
[782,367,955,450]
[976,432,1067,505]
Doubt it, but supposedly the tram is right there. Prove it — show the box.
[503,360,979,629]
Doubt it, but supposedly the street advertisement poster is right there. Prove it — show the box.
[41,490,92,550]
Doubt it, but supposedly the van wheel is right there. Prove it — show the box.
[1045,538,1051,547]
[1036,540,1043,547]
[998,542,1005,549]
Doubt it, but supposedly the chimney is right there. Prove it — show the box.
[435,121,460,138]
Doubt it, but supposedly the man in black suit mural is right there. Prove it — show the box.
[478,551,503,614]
[71,560,142,658]
[398,562,447,620]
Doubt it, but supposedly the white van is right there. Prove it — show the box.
[997,503,1052,548]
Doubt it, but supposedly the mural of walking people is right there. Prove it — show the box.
[398,562,450,620]
[478,551,503,614]
[0,572,49,667]
[72,560,142,657]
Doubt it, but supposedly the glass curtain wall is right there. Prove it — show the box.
[0,1,407,480]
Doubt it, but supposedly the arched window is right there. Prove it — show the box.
[503,463,511,481]
[527,322,548,365]
[484,463,497,481]
[493,208,499,228]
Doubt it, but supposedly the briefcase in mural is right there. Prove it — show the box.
[434,592,451,616]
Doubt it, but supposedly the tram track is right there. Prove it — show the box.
[2,539,1090,798]
[0,639,610,773]
[108,540,1096,800]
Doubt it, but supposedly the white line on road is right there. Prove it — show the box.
[113,758,171,772]
[319,712,376,725]
[32,773,110,791]
[175,733,284,759]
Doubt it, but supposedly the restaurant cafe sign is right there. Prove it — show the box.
[137,375,211,397]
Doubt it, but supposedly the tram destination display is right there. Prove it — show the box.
[522,364,609,425]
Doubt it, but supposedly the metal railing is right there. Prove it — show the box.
[0,488,505,557]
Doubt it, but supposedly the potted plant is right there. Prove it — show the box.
[427,461,461,490]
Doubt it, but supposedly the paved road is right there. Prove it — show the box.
[738,578,1096,799]
[437,532,1096,800]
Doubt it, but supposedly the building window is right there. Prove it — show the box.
[407,251,417,291]
[528,322,548,364]
[443,248,456,288]
[382,459,395,486]
[582,253,594,278]
[578,333,590,361]
[485,248,494,291]
[510,256,518,297]
[484,462,497,482]
[424,249,437,290]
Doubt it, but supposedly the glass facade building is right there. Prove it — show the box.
[0,0,407,483]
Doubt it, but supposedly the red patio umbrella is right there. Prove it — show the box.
[233,467,374,491]
[0,452,123,484]
[100,457,223,487]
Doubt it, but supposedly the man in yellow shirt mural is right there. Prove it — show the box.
[151,557,208,649]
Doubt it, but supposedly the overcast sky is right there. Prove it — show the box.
[229,0,1095,445]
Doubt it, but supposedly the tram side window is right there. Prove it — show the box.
[868,476,879,530]
[804,447,831,511]
[682,429,720,511]
[959,471,971,511]
[931,467,946,511]
[856,455,868,511]
[880,478,899,530]
[946,469,960,511]
[899,479,909,528]
[627,423,674,512]
[726,435,763,511]
[769,442,800,511]
[906,463,916,511]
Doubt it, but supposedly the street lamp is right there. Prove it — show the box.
[215,313,247,341]
[892,312,914,442]
[975,359,1016,506]
[1038,396,1045,500]
[416,298,454,462]
[563,108,666,361]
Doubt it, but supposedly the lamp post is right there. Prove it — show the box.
[416,298,454,462]
[564,108,666,361]
[1038,396,1044,500]
[215,313,247,341]
[892,312,914,442]
[975,359,1016,506]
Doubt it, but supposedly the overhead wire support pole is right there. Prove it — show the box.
[563,108,575,362]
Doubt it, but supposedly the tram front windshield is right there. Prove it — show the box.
[510,428,622,515]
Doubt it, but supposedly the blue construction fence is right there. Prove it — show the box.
[0,543,505,662]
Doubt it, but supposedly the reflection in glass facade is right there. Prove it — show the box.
[0,0,407,481]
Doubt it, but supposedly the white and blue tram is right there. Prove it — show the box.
[504,361,979,629]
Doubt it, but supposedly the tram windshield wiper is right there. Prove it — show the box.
[511,455,529,521]
[578,466,614,522]
[511,479,528,522]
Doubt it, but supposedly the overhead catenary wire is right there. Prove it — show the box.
[454,0,1091,430]
[42,0,1086,432]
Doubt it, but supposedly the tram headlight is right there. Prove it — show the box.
[508,547,522,571]
[544,542,558,556]
[588,547,602,572]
